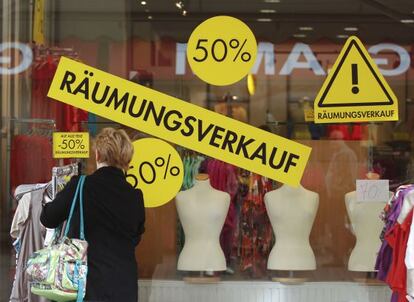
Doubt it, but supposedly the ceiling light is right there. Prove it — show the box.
[264,0,280,2]
[140,0,147,5]
[260,9,276,13]
[144,8,149,12]
[299,26,313,31]
[344,27,358,31]
[257,18,272,22]
[175,1,183,9]
[182,9,187,16]
[400,19,414,24]
[293,34,306,38]
[148,15,153,19]
[337,34,349,38]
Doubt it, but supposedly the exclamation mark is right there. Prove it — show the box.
[351,64,359,94]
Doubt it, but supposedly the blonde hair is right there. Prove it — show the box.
[95,128,134,171]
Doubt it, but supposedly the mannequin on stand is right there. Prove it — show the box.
[175,173,230,275]
[265,184,319,275]
[345,173,391,273]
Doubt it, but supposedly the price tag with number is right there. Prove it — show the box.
[356,179,389,202]
[125,138,184,208]
[187,16,257,86]
[53,132,90,158]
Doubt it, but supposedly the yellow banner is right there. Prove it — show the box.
[53,132,90,158]
[48,57,311,186]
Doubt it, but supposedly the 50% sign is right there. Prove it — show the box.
[53,132,90,158]
[187,16,257,86]
[126,138,184,208]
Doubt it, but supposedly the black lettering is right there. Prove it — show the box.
[91,82,110,104]
[181,116,196,137]
[129,98,147,118]
[249,143,267,165]
[221,130,238,153]
[59,71,76,93]
[72,76,90,99]
[143,101,166,126]
[269,148,288,170]
[235,135,255,158]
[209,126,225,148]
[163,110,183,131]
[105,88,129,113]
[197,120,214,142]
[284,153,300,173]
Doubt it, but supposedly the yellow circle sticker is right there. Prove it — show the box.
[126,138,183,208]
[187,16,257,86]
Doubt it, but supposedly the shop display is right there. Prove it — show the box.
[345,190,390,272]
[9,164,78,302]
[3,1,414,301]
[376,185,414,301]
[265,184,318,271]
[175,173,230,271]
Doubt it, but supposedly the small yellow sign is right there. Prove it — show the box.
[187,16,257,86]
[125,138,184,208]
[304,108,314,122]
[53,132,90,159]
[314,36,398,123]
[47,57,311,187]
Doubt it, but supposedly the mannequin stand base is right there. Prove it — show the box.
[272,277,308,285]
[183,276,221,284]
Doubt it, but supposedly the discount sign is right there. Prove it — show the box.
[125,138,184,208]
[53,132,90,158]
[187,16,257,86]
[356,179,390,202]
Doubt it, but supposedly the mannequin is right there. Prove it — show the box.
[345,191,391,271]
[176,174,230,271]
[265,184,319,270]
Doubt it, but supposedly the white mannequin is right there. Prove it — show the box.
[265,184,318,270]
[175,174,230,271]
[345,191,391,271]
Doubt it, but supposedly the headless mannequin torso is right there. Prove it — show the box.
[345,191,391,271]
[265,184,318,270]
[176,175,230,271]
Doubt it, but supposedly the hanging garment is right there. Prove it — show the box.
[376,185,414,281]
[405,198,414,299]
[10,190,47,302]
[207,160,238,266]
[239,173,273,277]
[385,209,413,302]
[10,135,55,194]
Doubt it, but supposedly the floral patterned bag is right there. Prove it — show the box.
[26,175,88,302]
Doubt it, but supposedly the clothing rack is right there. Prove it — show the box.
[3,118,56,229]
[51,163,79,199]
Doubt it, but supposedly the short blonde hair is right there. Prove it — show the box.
[95,128,134,171]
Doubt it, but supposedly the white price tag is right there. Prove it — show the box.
[356,179,389,202]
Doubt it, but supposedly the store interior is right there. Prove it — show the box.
[1,0,414,301]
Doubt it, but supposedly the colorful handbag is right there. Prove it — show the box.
[26,175,88,302]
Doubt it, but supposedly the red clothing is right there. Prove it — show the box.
[385,209,414,302]
[31,60,87,131]
[10,135,56,192]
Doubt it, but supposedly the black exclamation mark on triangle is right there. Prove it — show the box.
[352,64,359,94]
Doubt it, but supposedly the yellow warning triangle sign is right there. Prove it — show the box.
[314,36,398,123]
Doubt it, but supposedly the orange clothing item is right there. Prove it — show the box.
[385,209,413,302]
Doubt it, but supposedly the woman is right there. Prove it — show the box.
[40,128,145,302]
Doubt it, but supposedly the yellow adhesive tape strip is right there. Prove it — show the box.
[48,57,311,186]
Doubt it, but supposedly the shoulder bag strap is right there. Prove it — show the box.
[64,175,86,238]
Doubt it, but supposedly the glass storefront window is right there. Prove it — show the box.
[2,0,414,301]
